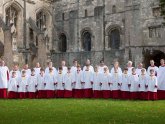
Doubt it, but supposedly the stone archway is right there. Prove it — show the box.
[143,50,165,68]
[108,28,120,49]
[105,24,123,50]
[82,31,92,51]
[59,33,67,52]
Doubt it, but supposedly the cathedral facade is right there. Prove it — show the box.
[0,0,165,69]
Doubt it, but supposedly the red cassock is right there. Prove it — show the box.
[148,91,157,101]
[112,90,120,99]
[38,90,47,99]
[84,89,93,98]
[56,90,64,98]
[64,90,72,98]
[121,91,130,100]
[28,92,36,99]
[19,92,28,99]
[74,89,84,98]
[0,89,7,99]
[0,66,9,99]
[157,90,165,100]
[46,90,55,98]
[101,90,110,99]
[8,91,18,99]
[93,90,102,98]
[139,91,148,100]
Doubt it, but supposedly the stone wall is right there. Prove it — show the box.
[52,0,165,68]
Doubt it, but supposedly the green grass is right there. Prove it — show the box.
[0,99,165,124]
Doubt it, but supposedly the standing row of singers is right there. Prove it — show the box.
[0,59,165,100]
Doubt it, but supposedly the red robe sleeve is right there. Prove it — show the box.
[7,71,9,81]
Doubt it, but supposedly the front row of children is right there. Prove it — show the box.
[7,65,158,100]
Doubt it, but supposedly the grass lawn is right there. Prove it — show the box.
[0,99,165,124]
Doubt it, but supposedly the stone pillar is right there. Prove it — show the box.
[3,29,13,69]
[37,33,47,68]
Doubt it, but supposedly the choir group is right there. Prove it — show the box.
[0,58,165,101]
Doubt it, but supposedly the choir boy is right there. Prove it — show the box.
[82,66,93,98]
[37,68,46,98]
[138,68,148,100]
[34,62,41,76]
[157,59,165,99]
[27,69,37,99]
[21,64,31,78]
[45,61,57,75]
[147,60,159,76]
[44,68,56,98]
[129,68,139,100]
[8,71,18,99]
[100,67,111,99]
[18,71,28,99]
[111,67,122,99]
[61,60,68,75]
[9,64,21,80]
[110,61,122,75]
[74,64,84,98]
[83,59,94,72]
[127,61,134,75]
[71,59,78,74]
[147,69,158,100]
[63,67,75,98]
[98,60,107,74]
[121,68,130,99]
[91,66,102,98]
[56,67,64,98]
[0,60,9,98]
[136,63,146,76]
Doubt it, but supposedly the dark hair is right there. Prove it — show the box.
[100,60,104,63]
[59,67,63,70]
[67,67,71,70]
[124,68,128,71]
[40,68,44,72]
[22,70,26,74]
[12,71,16,74]
[31,68,35,72]
[150,69,154,72]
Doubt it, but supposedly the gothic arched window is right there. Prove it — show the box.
[36,11,47,30]
[82,31,91,51]
[6,6,18,26]
[108,29,120,49]
[59,33,67,52]
[6,6,18,34]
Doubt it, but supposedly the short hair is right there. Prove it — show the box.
[100,60,104,63]
[59,67,63,70]
[49,67,53,71]
[150,69,154,72]
[67,67,71,70]
[73,59,77,62]
[12,71,16,75]
[150,60,154,62]
[132,67,135,71]
[124,68,128,71]
[77,64,81,68]
[31,68,35,72]
[40,68,44,72]
[141,68,146,72]
[95,65,99,68]
[128,61,132,65]
[22,71,26,74]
